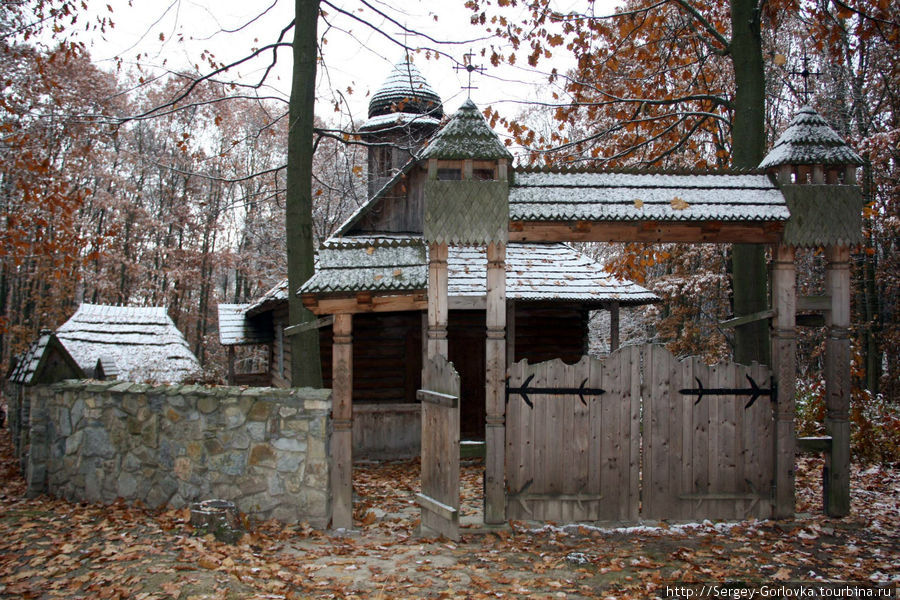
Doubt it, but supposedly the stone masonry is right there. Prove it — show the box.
[21,381,331,527]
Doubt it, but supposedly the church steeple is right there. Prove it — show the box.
[360,59,444,197]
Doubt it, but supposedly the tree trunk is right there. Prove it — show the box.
[729,0,770,366]
[286,0,323,387]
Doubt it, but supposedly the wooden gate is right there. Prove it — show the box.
[506,348,641,522]
[505,344,775,522]
[417,355,461,540]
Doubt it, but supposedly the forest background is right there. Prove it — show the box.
[1,0,897,460]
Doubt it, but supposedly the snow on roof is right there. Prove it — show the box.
[218,303,273,346]
[450,243,657,305]
[420,99,513,161]
[298,235,656,305]
[360,111,443,133]
[7,331,84,385]
[367,59,444,121]
[55,304,200,384]
[759,105,864,169]
[244,279,289,317]
[510,169,790,222]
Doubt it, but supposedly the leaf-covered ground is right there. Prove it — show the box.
[0,435,897,599]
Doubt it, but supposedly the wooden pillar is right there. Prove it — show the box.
[485,241,507,523]
[331,313,353,530]
[227,346,235,385]
[824,245,851,517]
[771,244,797,519]
[506,301,516,366]
[427,243,449,362]
[609,301,620,353]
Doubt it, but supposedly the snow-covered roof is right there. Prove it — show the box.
[299,235,656,305]
[7,331,84,385]
[759,105,864,169]
[360,112,443,133]
[245,279,289,317]
[218,303,273,346]
[509,170,790,222]
[449,243,657,305]
[366,59,443,123]
[55,304,200,384]
[420,99,513,161]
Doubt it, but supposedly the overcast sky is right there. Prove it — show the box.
[77,0,619,126]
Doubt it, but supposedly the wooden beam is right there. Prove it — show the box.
[609,301,620,352]
[331,313,353,530]
[416,389,458,408]
[797,436,833,454]
[448,296,486,310]
[508,221,784,244]
[824,245,851,517]
[797,295,831,312]
[484,241,507,524]
[771,244,797,519]
[284,315,334,336]
[302,293,426,316]
[720,309,775,329]
[427,243,449,360]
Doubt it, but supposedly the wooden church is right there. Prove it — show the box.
[217,56,866,532]
[218,60,658,456]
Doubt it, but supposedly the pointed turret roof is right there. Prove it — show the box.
[361,59,443,131]
[419,99,513,161]
[759,105,863,169]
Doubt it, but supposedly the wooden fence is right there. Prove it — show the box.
[505,344,775,522]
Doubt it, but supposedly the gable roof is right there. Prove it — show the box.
[55,304,200,384]
[420,99,513,161]
[759,105,864,169]
[509,169,790,223]
[7,330,84,385]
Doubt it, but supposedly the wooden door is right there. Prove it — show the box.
[417,355,461,540]
[505,349,641,522]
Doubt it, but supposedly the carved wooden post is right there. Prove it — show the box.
[485,241,507,523]
[331,313,353,529]
[824,245,851,517]
[427,243,449,362]
[772,244,797,519]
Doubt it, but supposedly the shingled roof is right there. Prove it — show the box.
[509,169,790,223]
[55,304,200,384]
[7,331,84,385]
[299,235,657,306]
[362,59,444,131]
[218,304,273,345]
[759,105,864,169]
[419,99,513,161]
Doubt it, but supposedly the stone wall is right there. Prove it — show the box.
[22,381,332,527]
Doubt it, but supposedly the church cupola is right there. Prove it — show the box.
[360,59,444,196]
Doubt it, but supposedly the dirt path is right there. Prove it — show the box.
[1,437,897,599]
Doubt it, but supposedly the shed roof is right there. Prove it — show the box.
[244,279,289,317]
[218,303,274,345]
[759,105,864,169]
[299,236,657,306]
[509,169,790,223]
[420,99,513,161]
[55,304,200,384]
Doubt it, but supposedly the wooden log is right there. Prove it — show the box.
[331,313,353,530]
[484,241,507,524]
[824,245,851,517]
[771,244,797,519]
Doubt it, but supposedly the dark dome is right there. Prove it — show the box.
[368,59,444,120]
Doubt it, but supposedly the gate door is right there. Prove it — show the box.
[417,355,461,540]
[642,345,775,520]
[506,349,641,522]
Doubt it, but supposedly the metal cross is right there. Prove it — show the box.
[454,49,485,98]
[787,53,821,105]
